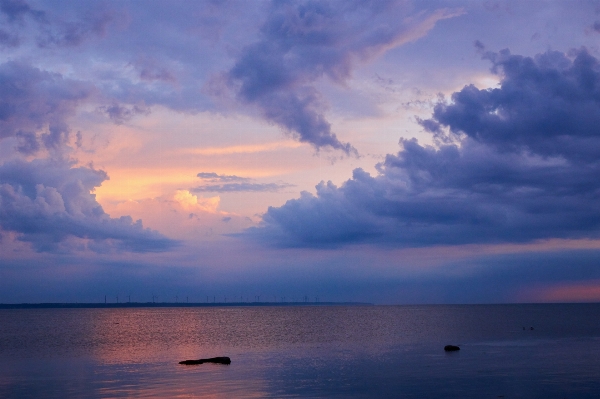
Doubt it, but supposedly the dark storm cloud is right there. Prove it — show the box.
[0,61,93,153]
[0,158,178,253]
[247,48,600,248]
[225,0,459,153]
[194,172,292,192]
[427,48,600,160]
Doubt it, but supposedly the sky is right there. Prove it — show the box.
[2,0,600,304]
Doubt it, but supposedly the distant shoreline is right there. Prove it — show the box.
[0,302,374,309]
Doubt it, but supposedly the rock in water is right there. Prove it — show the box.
[179,356,231,365]
[444,345,460,352]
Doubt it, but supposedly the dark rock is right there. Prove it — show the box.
[444,345,460,352]
[179,356,231,365]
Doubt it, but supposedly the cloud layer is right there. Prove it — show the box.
[0,0,459,152]
[248,48,600,247]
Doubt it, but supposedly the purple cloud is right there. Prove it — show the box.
[247,48,600,248]
[0,0,41,22]
[0,1,458,139]
[427,47,600,160]
[98,103,150,125]
[225,0,460,154]
[0,56,175,253]
[0,158,178,252]
[0,27,19,47]
[0,0,114,48]
[0,61,93,153]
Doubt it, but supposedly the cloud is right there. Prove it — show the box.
[193,182,293,193]
[0,61,94,153]
[0,0,114,48]
[0,57,177,253]
[0,0,42,23]
[0,59,146,150]
[97,103,150,125]
[134,56,177,83]
[590,21,600,34]
[35,9,114,48]
[0,0,213,114]
[0,27,19,47]
[193,172,293,193]
[0,158,178,252]
[246,47,600,248]
[0,1,459,137]
[173,189,219,213]
[15,131,40,155]
[224,0,461,153]
[196,172,250,182]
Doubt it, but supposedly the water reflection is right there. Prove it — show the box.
[1,305,600,398]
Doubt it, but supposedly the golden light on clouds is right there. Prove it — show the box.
[174,190,220,213]
[94,169,198,202]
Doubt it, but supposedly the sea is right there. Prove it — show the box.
[1,304,600,398]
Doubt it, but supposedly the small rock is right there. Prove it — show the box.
[444,345,460,351]
[179,356,231,365]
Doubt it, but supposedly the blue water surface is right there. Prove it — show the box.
[1,304,600,398]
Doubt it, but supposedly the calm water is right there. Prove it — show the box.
[1,304,600,398]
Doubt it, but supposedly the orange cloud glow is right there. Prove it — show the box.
[180,141,303,156]
[174,190,220,213]
[522,281,600,303]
